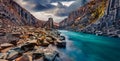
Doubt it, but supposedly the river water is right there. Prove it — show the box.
[58,30,120,61]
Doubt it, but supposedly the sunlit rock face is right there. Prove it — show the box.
[59,0,120,37]
[0,0,45,27]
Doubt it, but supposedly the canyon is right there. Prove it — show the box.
[59,0,120,37]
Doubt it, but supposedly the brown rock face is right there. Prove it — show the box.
[59,0,120,37]
[0,0,45,27]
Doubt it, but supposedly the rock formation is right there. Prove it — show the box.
[43,18,54,29]
[59,0,120,37]
[0,0,45,27]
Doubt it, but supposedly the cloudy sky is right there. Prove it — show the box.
[15,0,90,23]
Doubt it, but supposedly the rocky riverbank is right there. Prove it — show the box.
[0,26,66,61]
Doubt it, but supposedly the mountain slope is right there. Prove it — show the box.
[0,0,45,27]
[59,0,120,37]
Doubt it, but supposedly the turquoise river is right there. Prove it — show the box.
[58,30,120,61]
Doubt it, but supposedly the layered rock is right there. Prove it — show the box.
[0,0,45,27]
[43,18,54,29]
[0,26,66,61]
[59,0,120,37]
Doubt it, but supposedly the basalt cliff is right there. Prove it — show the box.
[0,0,55,29]
[59,0,120,37]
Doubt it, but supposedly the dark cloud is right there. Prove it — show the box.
[66,0,91,13]
[14,0,91,22]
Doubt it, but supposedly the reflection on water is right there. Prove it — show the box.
[59,30,120,61]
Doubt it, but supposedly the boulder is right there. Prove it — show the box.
[46,37,54,44]
[32,53,44,59]
[11,47,24,54]
[59,36,65,40]
[42,40,49,47]
[15,55,32,61]
[0,59,8,61]
[43,51,59,61]
[43,45,59,61]
[0,43,14,49]
[0,53,7,59]
[7,50,20,60]
[56,41,66,48]
[20,43,35,52]
[0,32,6,36]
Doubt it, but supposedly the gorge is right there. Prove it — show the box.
[0,0,120,61]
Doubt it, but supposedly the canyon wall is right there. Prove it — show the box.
[59,0,120,37]
[0,0,45,27]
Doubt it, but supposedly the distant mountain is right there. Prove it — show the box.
[59,0,120,37]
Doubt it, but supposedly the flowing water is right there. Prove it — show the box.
[58,30,120,61]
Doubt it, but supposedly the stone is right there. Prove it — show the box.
[34,57,44,61]
[0,32,6,36]
[42,40,49,47]
[0,53,7,59]
[0,43,14,49]
[0,59,8,61]
[43,51,59,61]
[15,55,32,61]
[20,43,35,52]
[1,47,13,53]
[32,53,44,59]
[56,41,66,48]
[11,47,24,54]
[7,50,20,60]
[26,40,37,44]
[46,37,54,44]
[59,36,65,40]
[43,45,59,61]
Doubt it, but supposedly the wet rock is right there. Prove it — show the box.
[0,43,14,49]
[20,43,36,52]
[11,47,24,54]
[32,53,44,59]
[56,41,66,48]
[59,36,65,40]
[7,50,21,60]
[43,45,59,61]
